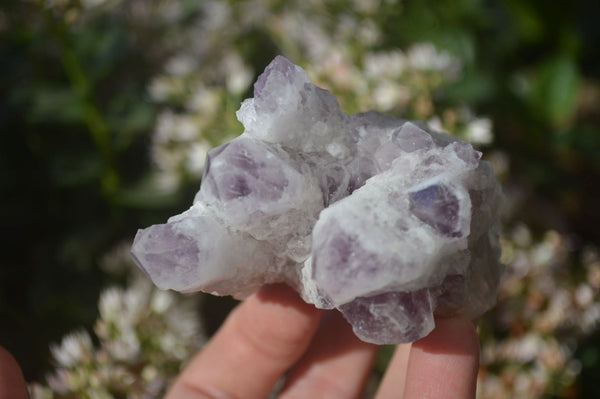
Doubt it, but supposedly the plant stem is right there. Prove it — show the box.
[54,16,120,201]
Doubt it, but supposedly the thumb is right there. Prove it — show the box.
[0,346,29,399]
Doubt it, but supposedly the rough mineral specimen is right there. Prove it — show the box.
[131,56,503,344]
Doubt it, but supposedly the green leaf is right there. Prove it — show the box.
[28,86,87,124]
[531,55,580,128]
[504,0,545,43]
[107,94,155,151]
[443,70,495,103]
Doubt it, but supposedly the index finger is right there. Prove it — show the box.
[166,284,321,399]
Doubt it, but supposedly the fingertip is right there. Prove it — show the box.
[402,317,480,399]
[0,346,29,399]
[240,284,321,358]
[414,316,480,358]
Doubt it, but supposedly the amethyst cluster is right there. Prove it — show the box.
[132,56,503,344]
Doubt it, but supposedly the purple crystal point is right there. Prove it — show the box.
[340,290,435,344]
[392,122,434,152]
[409,184,461,237]
[132,56,503,344]
[200,137,290,204]
[254,55,300,96]
[131,222,199,290]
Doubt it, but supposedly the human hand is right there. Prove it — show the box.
[0,284,478,398]
[0,346,29,399]
[167,284,479,399]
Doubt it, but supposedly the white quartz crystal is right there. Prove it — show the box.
[132,56,503,344]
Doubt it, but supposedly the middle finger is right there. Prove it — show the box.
[279,310,378,399]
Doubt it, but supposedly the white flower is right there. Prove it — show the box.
[223,53,253,95]
[50,331,93,368]
[515,334,544,362]
[185,141,210,176]
[29,383,54,399]
[155,112,197,142]
[407,43,459,73]
[154,170,180,192]
[165,55,196,76]
[185,86,221,113]
[148,76,184,102]
[530,240,555,266]
[123,279,152,318]
[574,283,594,307]
[98,288,122,322]
[364,51,406,78]
[464,117,493,145]
[357,20,380,46]
[511,224,532,247]
[373,82,410,111]
[427,116,444,133]
[107,327,141,362]
[200,0,231,31]
[151,290,174,314]
[581,303,600,332]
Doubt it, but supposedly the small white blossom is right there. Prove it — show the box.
[185,141,210,176]
[151,290,174,314]
[357,20,380,46]
[50,331,93,368]
[575,283,594,307]
[407,43,460,74]
[511,224,532,247]
[154,169,180,192]
[98,288,122,322]
[200,0,231,31]
[373,82,410,111]
[223,53,253,95]
[165,55,196,76]
[581,303,600,331]
[148,76,185,102]
[107,327,140,362]
[364,51,406,78]
[185,86,221,113]
[464,117,493,145]
[427,116,444,133]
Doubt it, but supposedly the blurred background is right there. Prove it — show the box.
[1,0,599,397]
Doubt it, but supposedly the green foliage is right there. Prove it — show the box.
[530,55,580,127]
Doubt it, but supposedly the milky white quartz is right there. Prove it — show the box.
[132,56,503,344]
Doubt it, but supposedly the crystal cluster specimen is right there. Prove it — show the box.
[132,56,503,344]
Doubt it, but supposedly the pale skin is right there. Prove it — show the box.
[0,284,479,399]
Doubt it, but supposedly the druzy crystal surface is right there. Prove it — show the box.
[132,56,503,344]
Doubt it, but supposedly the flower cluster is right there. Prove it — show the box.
[477,227,600,398]
[29,245,204,398]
